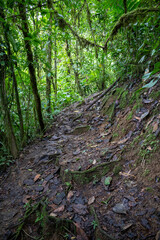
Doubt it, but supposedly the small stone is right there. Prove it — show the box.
[45,174,53,181]
[70,125,90,135]
[51,136,60,141]
[72,204,87,215]
[73,150,80,156]
[147,208,156,216]
[124,196,135,202]
[39,155,49,162]
[95,139,103,143]
[113,203,127,214]
[105,123,111,130]
[23,179,34,186]
[141,218,151,230]
[53,192,66,205]
[135,210,147,216]
[3,210,18,221]
[35,186,44,192]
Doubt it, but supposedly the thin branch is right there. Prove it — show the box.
[51,4,103,49]
[104,7,159,50]
[86,78,120,111]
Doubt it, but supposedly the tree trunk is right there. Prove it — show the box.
[0,7,25,144]
[46,0,53,114]
[66,40,83,96]
[18,2,44,132]
[0,42,18,158]
[123,0,127,13]
[101,52,106,90]
[54,28,58,99]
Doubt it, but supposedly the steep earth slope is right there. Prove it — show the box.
[0,76,160,240]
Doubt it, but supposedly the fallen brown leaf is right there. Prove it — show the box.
[117,137,129,145]
[34,174,41,182]
[152,121,159,132]
[92,159,96,165]
[22,195,31,204]
[54,205,65,213]
[145,117,154,128]
[134,116,141,121]
[50,212,57,217]
[147,146,152,151]
[67,191,74,201]
[122,223,133,231]
[49,203,57,210]
[88,196,95,205]
[74,222,88,240]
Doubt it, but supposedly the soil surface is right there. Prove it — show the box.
[0,88,160,240]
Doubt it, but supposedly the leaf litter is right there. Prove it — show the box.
[0,83,160,240]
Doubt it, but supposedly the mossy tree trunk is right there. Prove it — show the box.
[0,42,18,158]
[66,39,83,96]
[0,7,25,144]
[54,27,58,99]
[123,0,127,14]
[18,1,44,132]
[46,0,53,114]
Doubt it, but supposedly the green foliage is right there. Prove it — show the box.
[113,164,122,175]
[0,0,159,160]
[127,111,133,120]
[139,131,159,161]
[91,220,98,230]
[119,90,129,109]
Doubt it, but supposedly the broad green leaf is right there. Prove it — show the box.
[142,72,151,81]
[7,32,18,52]
[142,79,158,89]
[104,176,112,186]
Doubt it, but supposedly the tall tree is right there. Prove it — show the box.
[0,7,25,144]
[46,0,53,114]
[18,1,44,131]
[0,39,18,158]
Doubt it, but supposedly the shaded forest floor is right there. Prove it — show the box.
[0,77,160,240]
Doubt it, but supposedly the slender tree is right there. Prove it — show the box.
[0,7,25,143]
[0,40,18,158]
[18,1,44,131]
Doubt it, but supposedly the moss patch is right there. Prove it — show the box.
[61,160,119,185]
[70,125,90,135]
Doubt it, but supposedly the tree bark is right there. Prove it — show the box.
[18,2,44,131]
[46,0,53,113]
[66,40,83,96]
[0,41,18,158]
[123,0,127,13]
[0,7,25,144]
[54,28,58,99]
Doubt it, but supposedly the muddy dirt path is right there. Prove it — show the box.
[0,93,160,240]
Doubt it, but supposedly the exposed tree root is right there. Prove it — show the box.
[104,7,159,50]
[86,78,120,111]
[90,206,115,240]
[9,200,76,240]
[61,160,119,185]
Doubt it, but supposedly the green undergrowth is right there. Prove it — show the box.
[138,131,159,162]
[130,128,159,165]
[11,199,75,240]
[101,83,144,121]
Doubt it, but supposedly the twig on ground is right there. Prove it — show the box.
[85,78,120,111]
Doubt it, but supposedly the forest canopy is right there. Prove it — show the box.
[0,0,159,162]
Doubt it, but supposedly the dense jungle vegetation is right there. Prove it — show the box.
[0,0,159,165]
